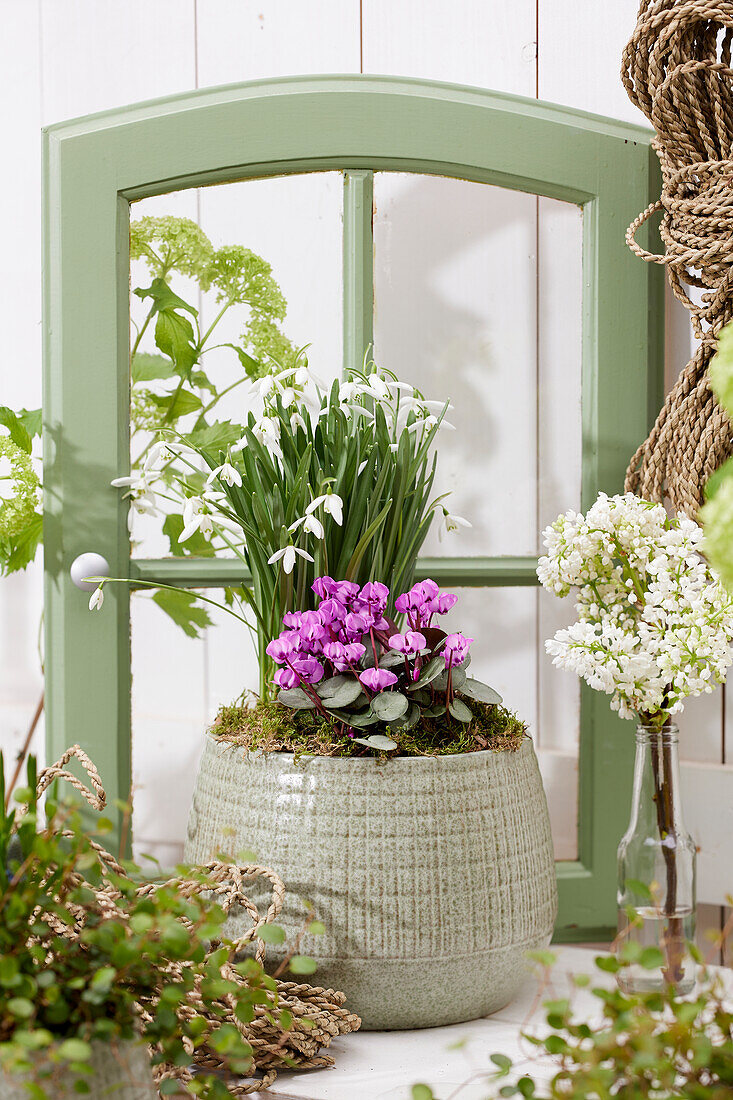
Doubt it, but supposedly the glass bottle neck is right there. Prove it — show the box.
[628,723,685,836]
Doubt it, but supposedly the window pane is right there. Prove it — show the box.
[373,173,582,557]
[128,173,343,559]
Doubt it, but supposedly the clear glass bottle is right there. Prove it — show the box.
[616,723,697,994]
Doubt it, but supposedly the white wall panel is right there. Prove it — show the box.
[0,2,45,777]
[39,0,197,123]
[362,0,536,92]
[195,0,360,87]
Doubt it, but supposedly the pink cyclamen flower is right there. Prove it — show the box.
[312,576,334,599]
[359,581,390,611]
[282,611,304,629]
[359,667,399,692]
[266,636,297,663]
[443,632,473,668]
[274,667,300,689]
[388,630,427,656]
[318,597,347,626]
[428,591,458,615]
[291,656,325,684]
[344,610,372,638]
[298,610,326,643]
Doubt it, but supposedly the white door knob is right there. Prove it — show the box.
[70,552,110,592]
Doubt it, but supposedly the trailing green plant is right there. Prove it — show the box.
[0,754,292,1099]
[0,215,296,638]
[411,935,733,1099]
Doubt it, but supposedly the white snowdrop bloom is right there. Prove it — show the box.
[142,440,174,472]
[279,386,297,409]
[289,513,325,540]
[88,585,105,611]
[268,544,314,574]
[385,380,415,396]
[206,461,242,488]
[252,375,276,400]
[290,411,307,433]
[338,380,369,404]
[306,492,344,526]
[366,374,392,401]
[438,510,473,541]
[250,416,282,458]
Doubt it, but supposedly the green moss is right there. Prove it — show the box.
[212,697,527,758]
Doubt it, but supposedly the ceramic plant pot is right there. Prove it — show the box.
[185,735,558,1030]
[1,1040,157,1100]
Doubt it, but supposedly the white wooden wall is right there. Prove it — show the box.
[0,0,729,952]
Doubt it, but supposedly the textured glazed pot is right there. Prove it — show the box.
[185,735,558,1030]
[1,1040,156,1099]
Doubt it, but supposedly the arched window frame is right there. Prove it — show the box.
[43,75,664,938]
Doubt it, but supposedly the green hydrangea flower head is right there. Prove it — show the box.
[0,436,40,540]
[243,312,298,375]
[205,245,287,318]
[130,216,214,282]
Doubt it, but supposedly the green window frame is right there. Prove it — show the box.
[42,75,663,940]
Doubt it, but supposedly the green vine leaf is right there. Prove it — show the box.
[151,589,212,639]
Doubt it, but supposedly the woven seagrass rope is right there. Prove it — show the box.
[622,0,733,515]
[20,746,360,1096]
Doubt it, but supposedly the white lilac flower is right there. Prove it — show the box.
[438,510,472,541]
[206,461,242,488]
[268,544,314,574]
[306,493,344,526]
[537,492,733,721]
[289,513,325,539]
[88,585,105,611]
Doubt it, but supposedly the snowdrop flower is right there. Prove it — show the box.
[438,510,472,541]
[290,411,307,434]
[88,585,105,611]
[206,461,242,488]
[289,513,325,539]
[268,544,315,574]
[306,493,344,526]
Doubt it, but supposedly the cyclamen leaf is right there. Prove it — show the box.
[378,650,405,668]
[449,699,473,723]
[317,675,364,707]
[459,678,503,705]
[353,734,398,751]
[411,655,444,689]
[277,687,316,710]
[371,692,409,721]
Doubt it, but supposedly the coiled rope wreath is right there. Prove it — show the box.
[622,0,733,515]
[24,746,360,1096]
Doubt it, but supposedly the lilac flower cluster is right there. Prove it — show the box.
[266,576,473,695]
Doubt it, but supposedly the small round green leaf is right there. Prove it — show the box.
[459,678,503,705]
[289,955,317,975]
[449,699,473,723]
[257,923,286,945]
[372,691,409,721]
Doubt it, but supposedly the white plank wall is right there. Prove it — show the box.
[0,1,729,930]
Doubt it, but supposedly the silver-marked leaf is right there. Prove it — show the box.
[353,734,398,751]
[371,692,409,721]
[378,650,405,668]
[333,709,377,728]
[317,675,363,707]
[450,666,467,690]
[460,678,503,705]
[277,687,315,710]
[449,699,473,723]
[410,655,444,689]
[392,702,421,731]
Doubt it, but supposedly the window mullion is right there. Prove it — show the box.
[342,169,374,376]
